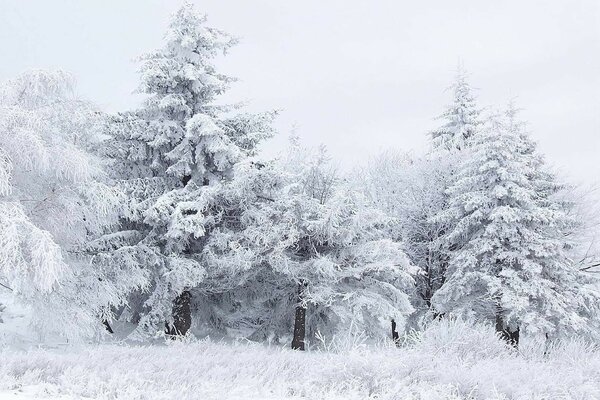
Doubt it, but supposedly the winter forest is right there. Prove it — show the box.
[1,2,600,399]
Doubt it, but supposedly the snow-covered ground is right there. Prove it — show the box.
[1,319,599,400]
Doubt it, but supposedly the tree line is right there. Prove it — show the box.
[1,3,598,349]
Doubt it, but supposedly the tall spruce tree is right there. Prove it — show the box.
[100,3,274,338]
[431,107,595,343]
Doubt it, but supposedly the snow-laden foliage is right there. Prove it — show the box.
[194,140,418,343]
[430,66,482,152]
[355,151,460,326]
[99,3,275,337]
[352,70,485,328]
[354,71,482,324]
[0,70,127,339]
[104,2,274,184]
[431,106,600,338]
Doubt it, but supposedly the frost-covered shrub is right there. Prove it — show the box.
[543,337,600,363]
[404,317,509,361]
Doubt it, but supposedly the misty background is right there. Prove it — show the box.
[1,0,598,184]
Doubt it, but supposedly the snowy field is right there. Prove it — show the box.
[2,320,600,400]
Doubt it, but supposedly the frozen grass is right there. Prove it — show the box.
[1,319,599,399]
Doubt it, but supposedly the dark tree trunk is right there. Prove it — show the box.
[102,319,114,334]
[167,290,192,336]
[507,327,520,346]
[291,282,307,351]
[495,313,519,347]
[164,177,195,337]
[543,333,550,356]
[391,319,400,347]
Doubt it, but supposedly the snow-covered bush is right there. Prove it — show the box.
[404,317,509,362]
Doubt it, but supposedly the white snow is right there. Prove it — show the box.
[1,319,599,400]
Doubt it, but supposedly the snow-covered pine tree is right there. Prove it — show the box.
[0,70,128,340]
[100,3,274,338]
[431,107,596,344]
[504,102,600,341]
[430,66,482,152]
[198,140,418,349]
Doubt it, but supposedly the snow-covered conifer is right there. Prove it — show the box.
[197,140,418,348]
[367,67,483,324]
[101,3,274,338]
[430,66,482,151]
[431,108,598,342]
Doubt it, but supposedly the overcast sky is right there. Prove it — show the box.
[1,0,598,184]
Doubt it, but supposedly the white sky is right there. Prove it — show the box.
[1,0,599,184]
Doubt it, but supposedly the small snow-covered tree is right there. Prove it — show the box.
[0,70,129,339]
[100,3,274,338]
[355,151,457,325]
[430,66,482,152]
[197,140,418,349]
[431,107,598,343]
